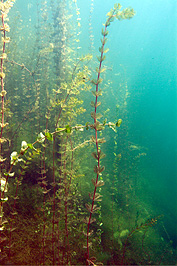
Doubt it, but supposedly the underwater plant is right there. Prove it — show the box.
[85,4,135,264]
[121,216,161,265]
[0,0,16,261]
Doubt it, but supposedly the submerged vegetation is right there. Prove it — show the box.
[0,0,176,265]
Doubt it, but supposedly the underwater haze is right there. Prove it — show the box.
[0,0,176,265]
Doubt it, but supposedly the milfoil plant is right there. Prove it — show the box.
[85,4,135,265]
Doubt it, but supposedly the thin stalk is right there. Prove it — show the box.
[86,6,135,259]
[42,89,60,265]
[42,193,46,265]
[0,0,6,141]
[111,177,114,252]
[86,18,110,260]
[121,217,158,265]
[62,136,70,265]
[52,136,56,265]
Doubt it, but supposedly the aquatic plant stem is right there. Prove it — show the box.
[42,194,46,265]
[43,89,61,265]
[121,217,159,265]
[111,176,114,251]
[141,229,151,263]
[86,5,135,260]
[61,137,73,265]
[52,136,56,265]
[0,0,6,141]
[86,17,109,260]
[0,0,5,247]
[62,137,69,264]
[45,89,60,265]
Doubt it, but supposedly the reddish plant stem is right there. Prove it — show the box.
[0,2,5,140]
[0,0,6,251]
[40,88,61,265]
[62,136,70,265]
[60,137,73,266]
[59,139,63,264]
[121,227,137,265]
[45,88,60,265]
[141,230,151,263]
[6,59,35,77]
[53,84,75,264]
[52,136,56,265]
[40,89,60,265]
[111,176,114,251]
[42,193,46,265]
[121,217,158,265]
[86,20,110,260]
